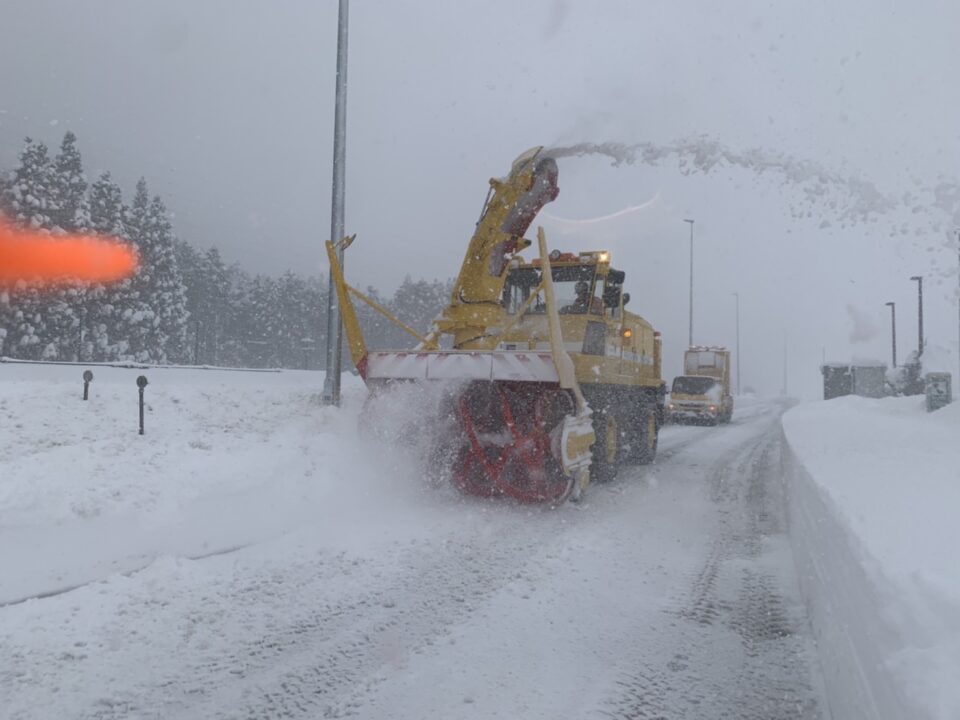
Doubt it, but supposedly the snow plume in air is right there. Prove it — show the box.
[545,138,960,246]
[0,214,138,288]
[545,139,895,224]
[846,304,879,344]
[546,138,960,294]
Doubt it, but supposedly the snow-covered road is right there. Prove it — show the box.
[1,366,826,719]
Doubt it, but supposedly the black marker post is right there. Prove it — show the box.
[82,370,93,400]
[136,375,148,435]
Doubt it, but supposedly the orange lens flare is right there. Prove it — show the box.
[0,216,138,287]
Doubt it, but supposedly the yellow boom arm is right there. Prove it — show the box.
[429,147,560,349]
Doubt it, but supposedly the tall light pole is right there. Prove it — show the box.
[781,330,788,396]
[885,301,897,369]
[322,0,350,407]
[683,218,694,347]
[910,275,923,361]
[733,292,740,395]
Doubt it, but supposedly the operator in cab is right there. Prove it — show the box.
[563,280,603,315]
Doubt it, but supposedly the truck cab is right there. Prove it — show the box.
[667,347,734,425]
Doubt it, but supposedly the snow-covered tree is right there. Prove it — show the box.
[384,275,451,349]
[4,137,56,229]
[84,172,142,360]
[242,275,281,367]
[145,194,188,361]
[50,131,90,232]
[178,242,233,365]
[124,179,188,362]
[0,139,57,357]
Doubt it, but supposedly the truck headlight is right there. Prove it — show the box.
[708,405,717,412]
[667,403,675,410]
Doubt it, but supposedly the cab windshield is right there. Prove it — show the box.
[503,265,600,315]
[672,376,718,395]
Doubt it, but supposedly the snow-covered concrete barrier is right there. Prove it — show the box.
[782,396,960,720]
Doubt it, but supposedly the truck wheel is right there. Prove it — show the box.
[637,409,659,464]
[590,412,620,483]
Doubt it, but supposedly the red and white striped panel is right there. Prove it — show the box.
[364,351,559,382]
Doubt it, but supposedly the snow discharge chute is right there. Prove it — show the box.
[0,215,138,288]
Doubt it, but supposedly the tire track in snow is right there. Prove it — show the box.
[87,514,577,720]
[598,425,825,720]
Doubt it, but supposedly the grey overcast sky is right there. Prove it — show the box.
[2,0,959,396]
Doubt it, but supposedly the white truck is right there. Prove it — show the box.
[666,346,734,425]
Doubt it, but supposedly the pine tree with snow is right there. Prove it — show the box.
[388,275,451,349]
[217,262,252,367]
[122,187,159,360]
[85,172,145,360]
[199,247,231,364]
[276,271,311,368]
[145,194,188,362]
[38,132,97,359]
[4,137,56,229]
[178,243,232,365]
[89,172,126,237]
[124,181,188,363]
[238,274,281,367]
[176,239,204,362]
[50,131,90,233]
[122,179,166,362]
[0,138,58,358]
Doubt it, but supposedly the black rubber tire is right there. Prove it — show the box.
[590,411,619,483]
[636,407,659,465]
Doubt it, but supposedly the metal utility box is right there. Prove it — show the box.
[924,372,952,412]
[822,362,888,399]
[851,363,887,399]
[822,363,853,400]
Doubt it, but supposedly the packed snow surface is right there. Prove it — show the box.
[1,362,826,718]
[783,395,960,720]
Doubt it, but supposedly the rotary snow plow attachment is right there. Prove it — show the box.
[327,229,594,505]
[326,147,666,505]
[326,148,595,505]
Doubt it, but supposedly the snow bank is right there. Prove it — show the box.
[782,395,960,720]
[0,362,406,605]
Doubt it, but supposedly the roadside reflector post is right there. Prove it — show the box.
[82,370,93,400]
[136,375,148,435]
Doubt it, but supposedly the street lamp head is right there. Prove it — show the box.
[885,301,895,308]
[683,218,694,224]
[910,275,922,282]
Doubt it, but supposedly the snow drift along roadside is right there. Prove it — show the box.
[782,395,960,720]
[0,363,422,605]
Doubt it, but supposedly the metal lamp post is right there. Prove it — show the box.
[322,0,350,406]
[885,301,897,368]
[683,218,694,347]
[733,292,740,395]
[910,275,923,360]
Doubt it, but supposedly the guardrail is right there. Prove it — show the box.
[0,356,284,373]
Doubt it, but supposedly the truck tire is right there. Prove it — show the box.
[590,411,620,483]
[636,408,659,464]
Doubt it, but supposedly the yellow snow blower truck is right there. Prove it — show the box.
[326,147,666,505]
[666,346,734,425]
